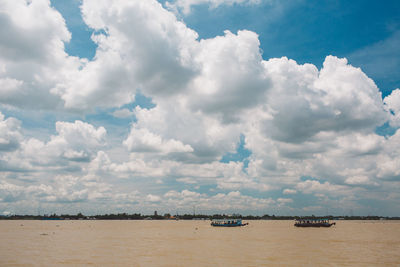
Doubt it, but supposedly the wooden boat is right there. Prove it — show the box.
[211,219,248,227]
[294,218,335,227]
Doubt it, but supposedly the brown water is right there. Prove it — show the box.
[0,220,399,266]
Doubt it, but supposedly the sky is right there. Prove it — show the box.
[0,0,399,216]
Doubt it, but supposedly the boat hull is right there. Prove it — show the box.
[294,223,335,227]
[211,223,248,227]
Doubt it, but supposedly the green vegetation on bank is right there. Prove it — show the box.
[0,213,398,220]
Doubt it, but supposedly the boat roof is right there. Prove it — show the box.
[212,218,241,221]
[295,218,330,221]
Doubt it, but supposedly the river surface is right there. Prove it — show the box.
[0,220,399,266]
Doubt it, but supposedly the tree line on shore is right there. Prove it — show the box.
[0,213,398,220]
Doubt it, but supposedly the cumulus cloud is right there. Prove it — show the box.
[384,88,400,127]
[214,161,270,191]
[375,130,400,180]
[0,120,107,176]
[0,181,25,202]
[0,175,110,204]
[345,175,377,186]
[55,0,271,121]
[0,0,69,60]
[53,0,199,110]
[176,177,197,184]
[189,30,268,123]
[260,56,387,144]
[283,189,296,195]
[0,112,22,151]
[21,120,107,164]
[277,198,293,204]
[131,104,240,163]
[0,0,83,109]
[296,180,349,196]
[54,120,107,158]
[163,189,274,212]
[124,127,193,154]
[146,194,161,203]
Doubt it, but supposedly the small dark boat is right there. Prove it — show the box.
[211,219,248,227]
[294,218,335,227]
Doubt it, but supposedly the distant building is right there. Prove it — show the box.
[154,211,158,216]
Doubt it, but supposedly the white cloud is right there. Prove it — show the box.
[176,177,197,184]
[163,189,274,212]
[260,56,387,144]
[296,180,349,196]
[335,133,384,156]
[214,161,271,191]
[0,181,25,202]
[55,120,106,151]
[345,175,377,186]
[189,30,269,123]
[56,0,271,122]
[54,0,199,110]
[132,104,240,163]
[25,120,108,163]
[283,189,296,195]
[277,198,293,204]
[0,175,110,204]
[0,0,84,109]
[165,0,261,14]
[376,130,400,180]
[0,120,107,175]
[83,151,112,181]
[0,112,22,151]
[146,194,161,203]
[0,0,70,60]
[124,127,193,154]
[384,88,400,127]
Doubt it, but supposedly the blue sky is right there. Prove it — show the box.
[0,0,399,216]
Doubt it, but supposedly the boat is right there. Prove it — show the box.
[294,218,335,227]
[211,219,248,227]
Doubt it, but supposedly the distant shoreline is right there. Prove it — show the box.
[1,214,399,221]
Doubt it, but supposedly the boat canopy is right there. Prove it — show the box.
[211,219,243,225]
[295,218,330,221]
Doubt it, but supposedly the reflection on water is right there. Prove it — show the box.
[0,220,399,266]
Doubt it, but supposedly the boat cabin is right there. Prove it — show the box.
[211,219,248,227]
[294,218,335,227]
